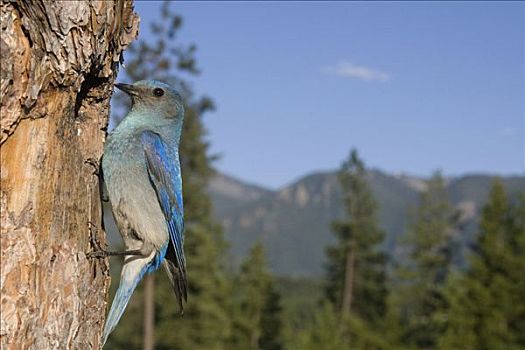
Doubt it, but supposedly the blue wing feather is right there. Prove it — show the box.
[141,131,187,298]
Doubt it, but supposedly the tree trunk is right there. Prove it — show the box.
[0,1,138,349]
[143,274,155,350]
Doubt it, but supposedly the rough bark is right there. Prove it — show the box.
[0,1,139,349]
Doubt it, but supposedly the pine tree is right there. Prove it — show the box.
[297,303,346,350]
[508,194,525,345]
[105,2,231,349]
[230,243,283,350]
[324,149,388,346]
[259,284,284,350]
[438,180,525,350]
[391,171,457,349]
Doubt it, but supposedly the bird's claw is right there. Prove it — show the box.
[87,221,108,259]
[85,158,101,177]
[87,250,108,259]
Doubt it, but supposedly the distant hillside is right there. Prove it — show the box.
[208,173,273,218]
[208,171,525,277]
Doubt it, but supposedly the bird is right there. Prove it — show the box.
[95,80,187,345]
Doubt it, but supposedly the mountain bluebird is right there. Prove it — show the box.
[94,80,187,345]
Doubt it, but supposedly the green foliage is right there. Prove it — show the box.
[259,285,284,350]
[439,180,525,350]
[325,150,387,321]
[229,243,283,350]
[297,303,347,350]
[389,171,457,349]
[296,303,394,350]
[106,2,230,349]
[275,277,323,350]
[155,225,231,350]
[323,149,388,348]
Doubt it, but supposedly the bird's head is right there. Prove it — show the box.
[115,80,184,120]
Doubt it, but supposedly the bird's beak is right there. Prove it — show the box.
[115,83,139,97]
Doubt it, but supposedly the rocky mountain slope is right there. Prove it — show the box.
[208,171,525,277]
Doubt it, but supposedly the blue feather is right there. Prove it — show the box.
[141,131,187,285]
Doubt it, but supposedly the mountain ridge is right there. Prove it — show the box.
[208,170,525,277]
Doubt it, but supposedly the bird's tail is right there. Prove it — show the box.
[162,259,187,314]
[102,255,153,345]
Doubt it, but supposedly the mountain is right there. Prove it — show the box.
[208,173,273,218]
[208,171,525,277]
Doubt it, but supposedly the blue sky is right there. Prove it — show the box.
[132,1,524,189]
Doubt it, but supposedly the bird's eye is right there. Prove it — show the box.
[153,88,165,97]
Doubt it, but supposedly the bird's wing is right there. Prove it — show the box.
[141,130,187,307]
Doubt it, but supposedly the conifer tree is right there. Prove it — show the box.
[230,243,283,350]
[259,285,284,350]
[324,149,387,345]
[509,194,525,345]
[297,303,346,350]
[391,171,457,349]
[438,180,525,350]
[105,2,231,349]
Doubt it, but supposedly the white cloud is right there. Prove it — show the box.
[323,61,390,82]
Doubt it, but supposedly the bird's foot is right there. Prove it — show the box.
[85,158,109,202]
[85,158,101,177]
[87,221,109,259]
[87,250,109,259]
[86,223,146,258]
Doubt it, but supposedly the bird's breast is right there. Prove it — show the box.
[102,136,169,249]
